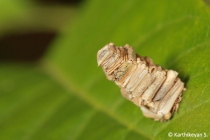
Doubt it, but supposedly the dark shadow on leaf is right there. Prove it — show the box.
[203,0,210,6]
[165,54,190,88]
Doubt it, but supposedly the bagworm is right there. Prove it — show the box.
[97,42,186,121]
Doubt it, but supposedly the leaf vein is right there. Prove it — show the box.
[41,59,155,140]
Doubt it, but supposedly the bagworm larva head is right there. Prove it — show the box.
[97,42,115,66]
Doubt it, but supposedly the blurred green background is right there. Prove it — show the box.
[1,0,210,140]
[0,0,82,61]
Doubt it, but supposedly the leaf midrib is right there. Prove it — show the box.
[41,59,154,140]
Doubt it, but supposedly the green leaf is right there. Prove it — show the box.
[0,0,30,34]
[1,0,210,139]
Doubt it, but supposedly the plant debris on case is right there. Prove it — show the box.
[97,42,186,121]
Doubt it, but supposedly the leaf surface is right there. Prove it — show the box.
[1,0,210,139]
